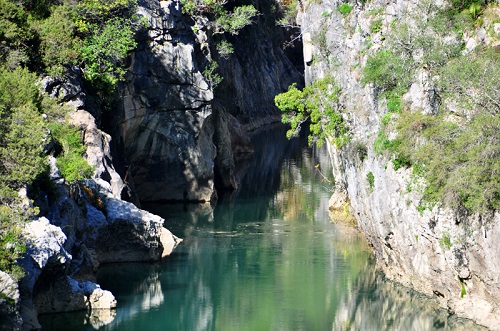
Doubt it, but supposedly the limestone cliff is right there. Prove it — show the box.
[109,0,302,203]
[299,0,500,329]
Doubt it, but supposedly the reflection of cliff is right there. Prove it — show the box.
[95,263,165,329]
[333,268,487,331]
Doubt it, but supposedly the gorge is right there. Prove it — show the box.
[0,0,499,330]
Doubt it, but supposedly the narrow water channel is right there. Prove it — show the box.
[39,126,483,330]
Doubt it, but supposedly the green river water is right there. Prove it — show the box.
[39,126,483,331]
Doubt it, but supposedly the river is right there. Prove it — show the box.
[39,126,483,330]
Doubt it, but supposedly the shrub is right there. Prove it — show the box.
[275,77,348,147]
[0,206,27,281]
[361,50,413,93]
[79,18,137,93]
[438,50,500,115]
[0,67,47,194]
[337,3,353,17]
[439,232,452,250]
[49,123,94,184]
[214,5,258,35]
[366,172,375,191]
[31,4,81,76]
[388,111,500,215]
[369,18,383,34]
[216,40,234,59]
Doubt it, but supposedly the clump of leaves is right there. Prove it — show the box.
[49,123,94,184]
[337,3,353,17]
[361,50,413,94]
[75,0,143,93]
[366,172,375,191]
[275,77,348,147]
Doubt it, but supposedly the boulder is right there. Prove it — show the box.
[0,271,22,331]
[95,196,182,263]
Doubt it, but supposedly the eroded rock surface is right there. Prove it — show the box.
[115,0,216,202]
[299,0,500,328]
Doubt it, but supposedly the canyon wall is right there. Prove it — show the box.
[111,0,302,203]
[299,0,500,329]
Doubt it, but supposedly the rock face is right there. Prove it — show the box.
[299,0,500,329]
[113,0,216,202]
[109,0,302,202]
[15,44,182,329]
[18,181,181,328]
[19,218,116,329]
[215,0,304,130]
[0,271,22,331]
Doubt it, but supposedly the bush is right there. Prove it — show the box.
[0,206,27,281]
[31,4,81,76]
[366,172,375,191]
[439,49,500,115]
[79,18,137,93]
[0,67,47,194]
[389,111,500,215]
[49,123,94,184]
[337,3,353,17]
[275,77,348,147]
[75,0,141,93]
[361,50,413,93]
[214,5,258,35]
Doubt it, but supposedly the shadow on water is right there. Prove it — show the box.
[39,125,485,331]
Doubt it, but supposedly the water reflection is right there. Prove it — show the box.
[40,125,483,330]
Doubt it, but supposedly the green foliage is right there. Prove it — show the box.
[388,111,500,215]
[0,0,141,91]
[0,68,49,280]
[0,67,47,193]
[361,50,413,93]
[450,0,485,11]
[75,0,141,93]
[216,40,234,59]
[202,61,222,91]
[337,3,353,17]
[468,2,482,19]
[459,278,467,298]
[0,205,27,281]
[49,123,94,184]
[0,0,33,69]
[439,232,452,250]
[31,4,81,76]
[215,5,258,35]
[439,50,500,115]
[369,18,383,34]
[366,172,375,191]
[275,77,348,148]
[79,19,136,93]
[181,0,258,35]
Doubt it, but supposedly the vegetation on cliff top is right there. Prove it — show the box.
[180,0,258,90]
[0,0,141,280]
